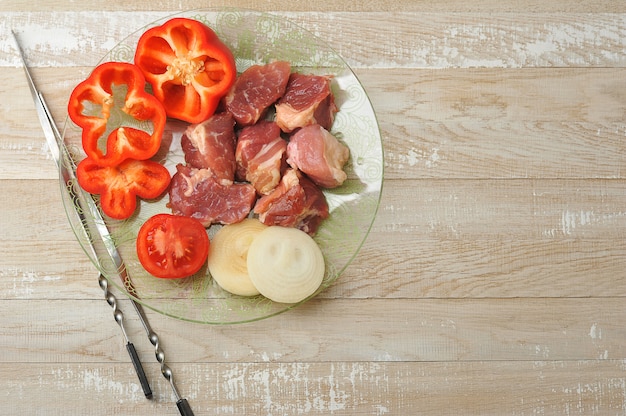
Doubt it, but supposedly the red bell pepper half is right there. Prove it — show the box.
[76,157,171,220]
[134,17,237,124]
[68,61,166,166]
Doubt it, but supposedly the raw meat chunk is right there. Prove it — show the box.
[181,112,237,181]
[254,169,329,236]
[236,121,288,195]
[286,124,350,188]
[169,164,256,226]
[275,73,337,133]
[224,61,291,126]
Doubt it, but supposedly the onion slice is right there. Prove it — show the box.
[247,226,325,303]
[207,218,267,296]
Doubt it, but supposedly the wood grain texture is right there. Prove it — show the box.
[7,297,626,362]
[2,0,626,12]
[3,360,626,415]
[2,3,626,415]
[2,12,626,68]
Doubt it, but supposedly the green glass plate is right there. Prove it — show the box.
[61,8,383,324]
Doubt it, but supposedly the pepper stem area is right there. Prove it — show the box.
[167,57,205,86]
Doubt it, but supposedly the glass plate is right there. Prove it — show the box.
[61,8,383,324]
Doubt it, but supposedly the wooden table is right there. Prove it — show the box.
[2,1,625,414]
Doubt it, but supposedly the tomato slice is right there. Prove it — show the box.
[136,214,209,279]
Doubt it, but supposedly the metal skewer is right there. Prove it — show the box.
[11,30,153,400]
[132,302,194,415]
[13,30,194,415]
[99,275,152,398]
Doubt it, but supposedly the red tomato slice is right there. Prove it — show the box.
[136,214,209,279]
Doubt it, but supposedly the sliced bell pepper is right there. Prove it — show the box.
[68,61,166,166]
[76,157,171,220]
[134,17,237,124]
[94,126,164,167]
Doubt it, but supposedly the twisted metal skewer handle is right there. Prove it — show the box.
[148,332,195,416]
[98,275,152,399]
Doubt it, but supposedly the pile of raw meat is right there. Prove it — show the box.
[168,61,350,236]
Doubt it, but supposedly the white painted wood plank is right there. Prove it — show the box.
[3,360,626,415]
[2,298,625,363]
[1,12,625,68]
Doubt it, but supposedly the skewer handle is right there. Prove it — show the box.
[99,275,153,399]
[126,342,153,399]
[176,398,195,416]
